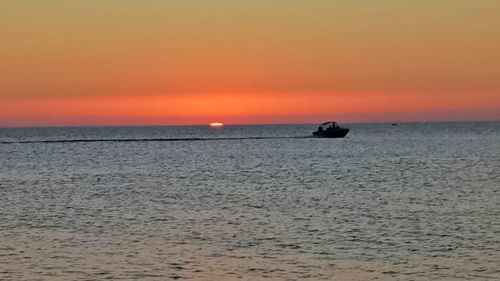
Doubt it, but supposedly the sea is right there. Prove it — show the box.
[0,122,499,280]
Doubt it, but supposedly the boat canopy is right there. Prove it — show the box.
[318,122,340,129]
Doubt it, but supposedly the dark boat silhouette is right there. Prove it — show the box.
[312,122,349,138]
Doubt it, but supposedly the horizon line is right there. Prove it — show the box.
[1,118,499,130]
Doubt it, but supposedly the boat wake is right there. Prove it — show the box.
[1,136,314,144]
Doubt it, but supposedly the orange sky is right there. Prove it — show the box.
[1,0,499,127]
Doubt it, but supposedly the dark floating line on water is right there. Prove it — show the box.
[0,136,313,144]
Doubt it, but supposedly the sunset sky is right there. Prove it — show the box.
[1,0,499,127]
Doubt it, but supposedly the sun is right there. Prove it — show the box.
[209,122,224,128]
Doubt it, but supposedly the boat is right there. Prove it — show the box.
[312,122,349,138]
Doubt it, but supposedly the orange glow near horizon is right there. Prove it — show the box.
[1,91,499,127]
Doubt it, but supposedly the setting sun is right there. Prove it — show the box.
[209,122,224,128]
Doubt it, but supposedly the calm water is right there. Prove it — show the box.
[1,122,499,280]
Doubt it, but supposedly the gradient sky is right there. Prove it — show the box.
[1,0,499,127]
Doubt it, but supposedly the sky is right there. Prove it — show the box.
[1,0,499,127]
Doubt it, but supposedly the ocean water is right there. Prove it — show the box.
[0,122,499,280]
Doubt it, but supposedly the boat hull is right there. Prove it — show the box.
[312,128,349,138]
